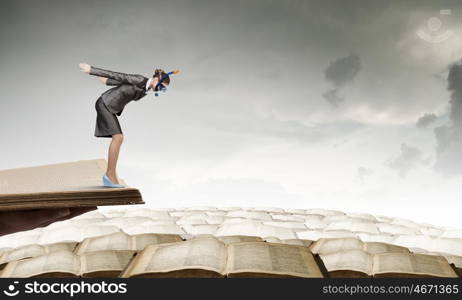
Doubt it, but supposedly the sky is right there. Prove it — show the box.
[1,0,462,227]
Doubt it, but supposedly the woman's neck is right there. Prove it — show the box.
[150,77,160,88]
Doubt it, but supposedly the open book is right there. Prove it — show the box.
[120,237,323,278]
[0,250,135,278]
[310,237,409,255]
[0,242,77,266]
[75,232,183,254]
[0,159,144,211]
[320,249,458,278]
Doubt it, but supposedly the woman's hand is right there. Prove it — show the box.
[97,77,108,84]
[79,62,91,73]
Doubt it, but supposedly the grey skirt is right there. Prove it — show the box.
[95,97,122,138]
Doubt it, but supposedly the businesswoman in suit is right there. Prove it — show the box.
[79,63,177,188]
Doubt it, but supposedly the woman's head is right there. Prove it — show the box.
[153,68,170,91]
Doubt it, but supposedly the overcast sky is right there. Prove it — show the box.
[1,0,462,227]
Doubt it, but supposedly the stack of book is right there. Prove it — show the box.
[0,233,459,278]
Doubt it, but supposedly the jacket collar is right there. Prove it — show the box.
[145,77,153,91]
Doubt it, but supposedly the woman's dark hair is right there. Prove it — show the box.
[153,68,170,85]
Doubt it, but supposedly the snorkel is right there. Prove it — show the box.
[154,69,180,97]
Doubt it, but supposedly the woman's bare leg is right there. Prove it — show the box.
[106,134,124,184]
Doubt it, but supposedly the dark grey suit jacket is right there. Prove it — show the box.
[89,66,150,116]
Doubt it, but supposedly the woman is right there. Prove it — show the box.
[79,63,178,188]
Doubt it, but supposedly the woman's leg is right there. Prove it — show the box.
[106,133,124,184]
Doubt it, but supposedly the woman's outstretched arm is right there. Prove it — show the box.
[79,62,146,85]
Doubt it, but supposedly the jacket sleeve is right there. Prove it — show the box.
[106,78,122,86]
[89,66,147,86]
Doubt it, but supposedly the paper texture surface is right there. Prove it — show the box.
[226,242,323,278]
[373,253,458,277]
[0,250,80,277]
[0,159,127,194]
[122,237,227,277]
[320,249,373,275]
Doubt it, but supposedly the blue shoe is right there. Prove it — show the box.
[103,175,125,188]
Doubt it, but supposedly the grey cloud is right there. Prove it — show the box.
[323,53,361,106]
[322,88,344,107]
[434,60,462,175]
[324,53,362,88]
[416,113,437,128]
[387,144,430,177]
